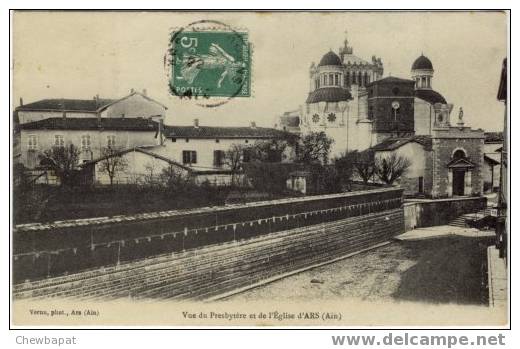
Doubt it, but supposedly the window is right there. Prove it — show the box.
[245,140,249,144]
[453,149,466,160]
[172,138,177,142]
[312,114,320,123]
[185,138,189,143]
[334,74,339,86]
[327,113,336,122]
[215,139,220,143]
[81,134,91,150]
[329,74,334,86]
[107,135,116,148]
[324,74,328,86]
[54,135,64,147]
[182,150,197,164]
[214,150,225,167]
[418,177,424,193]
[27,135,38,150]
[346,72,350,86]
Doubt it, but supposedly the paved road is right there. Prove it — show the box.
[226,232,493,305]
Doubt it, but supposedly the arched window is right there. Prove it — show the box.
[453,149,466,160]
[364,71,368,86]
[358,71,362,86]
[324,74,328,86]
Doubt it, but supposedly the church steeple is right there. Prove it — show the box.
[411,54,434,90]
[339,30,353,59]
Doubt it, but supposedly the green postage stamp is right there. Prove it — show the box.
[169,22,251,100]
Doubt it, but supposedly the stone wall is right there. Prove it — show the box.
[431,127,485,198]
[14,209,404,300]
[13,188,403,284]
[403,196,487,230]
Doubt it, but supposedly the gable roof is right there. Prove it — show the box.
[484,155,500,166]
[371,136,432,152]
[82,146,192,172]
[19,117,160,132]
[164,125,290,139]
[99,92,168,111]
[446,157,475,169]
[16,92,167,113]
[484,131,504,143]
[16,98,115,113]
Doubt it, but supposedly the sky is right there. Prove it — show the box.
[12,11,508,131]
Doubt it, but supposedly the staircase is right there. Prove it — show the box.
[448,208,494,228]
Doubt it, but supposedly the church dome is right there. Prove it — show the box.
[412,54,433,70]
[306,87,352,103]
[318,51,343,67]
[415,89,446,104]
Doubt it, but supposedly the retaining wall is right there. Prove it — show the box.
[13,188,403,284]
[13,208,404,300]
[403,196,487,231]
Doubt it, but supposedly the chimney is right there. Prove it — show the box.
[19,97,23,106]
[142,88,147,96]
[193,118,199,128]
[130,88,135,94]
[250,121,257,129]
[94,94,99,108]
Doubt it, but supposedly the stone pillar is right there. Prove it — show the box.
[447,169,453,197]
[465,170,472,196]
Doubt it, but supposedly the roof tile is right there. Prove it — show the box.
[19,117,159,131]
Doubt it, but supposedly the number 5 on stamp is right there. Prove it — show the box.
[170,30,251,99]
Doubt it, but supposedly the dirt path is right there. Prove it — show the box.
[226,234,493,305]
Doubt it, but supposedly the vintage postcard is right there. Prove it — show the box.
[11,10,509,327]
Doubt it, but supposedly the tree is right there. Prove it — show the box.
[374,153,411,185]
[224,143,249,187]
[39,144,81,186]
[297,131,334,164]
[98,147,128,186]
[334,151,357,189]
[251,139,286,162]
[159,164,192,191]
[353,150,376,184]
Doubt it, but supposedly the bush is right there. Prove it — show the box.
[243,162,303,194]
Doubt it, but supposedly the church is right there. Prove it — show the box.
[277,35,485,199]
